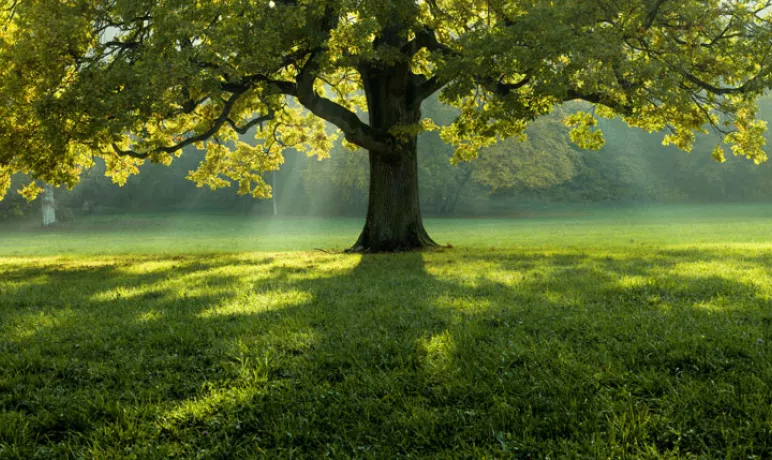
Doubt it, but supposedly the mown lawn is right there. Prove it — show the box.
[2,206,772,457]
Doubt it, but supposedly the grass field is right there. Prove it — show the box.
[4,203,772,255]
[2,204,772,457]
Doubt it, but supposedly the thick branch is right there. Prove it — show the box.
[415,75,444,102]
[413,27,531,99]
[227,110,275,135]
[492,75,531,96]
[644,0,669,29]
[402,27,444,58]
[220,74,296,94]
[682,71,765,95]
[217,7,384,153]
[294,53,387,153]
[113,88,270,159]
[565,89,634,117]
[415,26,451,55]
[102,40,140,50]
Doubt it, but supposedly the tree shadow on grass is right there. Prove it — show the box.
[1,248,772,457]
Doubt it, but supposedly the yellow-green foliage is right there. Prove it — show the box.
[0,167,12,201]
[1,0,771,200]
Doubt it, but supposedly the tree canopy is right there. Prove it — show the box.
[2,0,772,249]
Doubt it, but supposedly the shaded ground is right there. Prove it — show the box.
[2,246,772,457]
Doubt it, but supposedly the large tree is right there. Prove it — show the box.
[1,0,772,251]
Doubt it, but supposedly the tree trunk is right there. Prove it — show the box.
[42,184,56,226]
[350,53,438,252]
[352,143,437,252]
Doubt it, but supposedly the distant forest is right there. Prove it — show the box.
[4,95,772,221]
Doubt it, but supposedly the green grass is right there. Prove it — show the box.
[4,203,772,256]
[2,204,772,457]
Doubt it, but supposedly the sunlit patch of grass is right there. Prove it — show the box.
[198,290,314,319]
[4,210,772,456]
[420,330,458,377]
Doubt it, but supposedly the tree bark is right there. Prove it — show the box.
[352,144,437,252]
